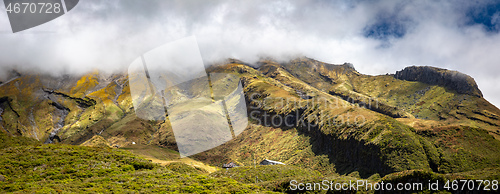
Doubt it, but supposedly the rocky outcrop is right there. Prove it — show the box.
[394,66,483,97]
[42,89,96,108]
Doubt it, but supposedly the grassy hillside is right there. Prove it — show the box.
[1,57,499,193]
[0,132,271,193]
[211,165,322,184]
[196,58,500,178]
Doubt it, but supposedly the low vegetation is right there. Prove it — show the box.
[0,133,271,193]
[1,57,500,193]
[211,165,321,184]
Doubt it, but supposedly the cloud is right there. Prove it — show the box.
[0,0,499,107]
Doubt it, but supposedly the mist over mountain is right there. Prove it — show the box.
[1,0,500,192]
[1,0,500,108]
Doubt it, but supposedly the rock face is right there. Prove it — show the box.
[394,66,483,97]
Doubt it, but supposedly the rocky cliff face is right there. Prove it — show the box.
[394,66,483,97]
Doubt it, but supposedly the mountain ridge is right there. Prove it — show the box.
[394,66,483,98]
[1,57,500,180]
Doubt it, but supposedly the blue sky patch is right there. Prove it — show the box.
[363,11,413,42]
[465,1,500,32]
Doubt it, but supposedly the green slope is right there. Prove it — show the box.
[0,132,271,193]
[1,56,499,185]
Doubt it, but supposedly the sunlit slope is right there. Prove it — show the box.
[201,62,429,176]
[196,59,500,177]
[278,58,500,136]
[0,74,84,141]
[1,57,500,179]
[0,71,134,146]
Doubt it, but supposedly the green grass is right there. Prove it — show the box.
[373,117,431,172]
[165,162,209,174]
[380,168,500,193]
[257,174,366,193]
[119,144,180,161]
[447,167,500,180]
[419,125,500,173]
[0,134,273,193]
[380,170,449,193]
[211,165,321,184]
[209,165,368,194]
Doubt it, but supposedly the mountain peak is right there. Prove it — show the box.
[394,66,482,97]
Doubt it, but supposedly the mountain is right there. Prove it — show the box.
[395,66,483,97]
[198,57,500,176]
[1,57,500,192]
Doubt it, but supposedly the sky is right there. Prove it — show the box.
[0,0,499,107]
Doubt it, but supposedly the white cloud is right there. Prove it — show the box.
[0,0,498,107]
